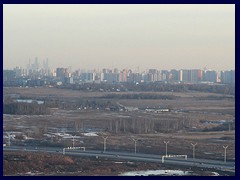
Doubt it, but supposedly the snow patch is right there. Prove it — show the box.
[120,170,192,176]
[48,132,81,139]
[211,172,220,176]
[81,132,98,136]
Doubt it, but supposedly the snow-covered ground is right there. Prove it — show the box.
[114,161,134,164]
[3,134,16,139]
[120,170,192,176]
[120,170,221,176]
[81,132,98,136]
[211,172,220,176]
[48,132,81,139]
[23,135,34,140]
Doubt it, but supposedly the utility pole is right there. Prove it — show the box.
[191,143,197,160]
[164,141,169,156]
[223,145,229,163]
[103,136,108,152]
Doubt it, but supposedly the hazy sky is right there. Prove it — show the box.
[3,4,235,71]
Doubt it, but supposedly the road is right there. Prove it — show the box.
[4,146,235,172]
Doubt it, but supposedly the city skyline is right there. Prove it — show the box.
[4,4,235,71]
[4,61,235,85]
[4,58,235,72]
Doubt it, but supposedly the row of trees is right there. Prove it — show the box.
[3,102,50,115]
[45,99,121,111]
[106,118,192,133]
[73,118,191,134]
[60,82,235,95]
[102,93,176,100]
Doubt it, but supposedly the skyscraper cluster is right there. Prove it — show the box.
[25,57,50,77]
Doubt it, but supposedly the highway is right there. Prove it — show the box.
[4,146,235,172]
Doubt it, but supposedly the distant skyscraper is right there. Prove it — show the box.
[179,70,183,81]
[13,66,22,77]
[46,58,49,69]
[221,70,235,84]
[161,70,169,81]
[56,67,68,79]
[34,57,39,70]
[191,69,202,82]
[82,72,94,82]
[3,70,16,81]
[28,58,31,69]
[203,70,217,82]
[181,69,191,82]
[43,59,49,70]
[169,69,178,81]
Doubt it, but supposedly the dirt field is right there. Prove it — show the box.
[3,87,235,175]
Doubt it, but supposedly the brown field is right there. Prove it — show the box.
[3,87,235,175]
[3,86,234,98]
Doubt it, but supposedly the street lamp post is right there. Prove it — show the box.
[191,143,197,160]
[223,145,228,163]
[132,138,137,154]
[6,132,11,146]
[103,136,108,152]
[164,141,169,156]
[72,136,76,148]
